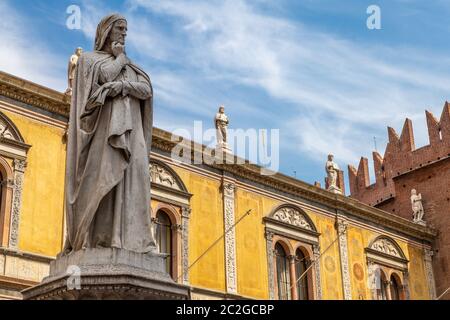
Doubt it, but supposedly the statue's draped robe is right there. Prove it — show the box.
[326,161,338,187]
[64,51,155,254]
[215,113,228,144]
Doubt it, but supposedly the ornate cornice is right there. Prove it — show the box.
[0,71,70,118]
[151,128,437,243]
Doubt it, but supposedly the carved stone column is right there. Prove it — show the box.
[288,255,298,300]
[312,244,323,300]
[367,261,378,300]
[181,207,191,285]
[424,248,436,300]
[9,159,26,249]
[223,181,237,294]
[402,271,410,300]
[336,218,352,300]
[385,280,392,300]
[265,231,275,300]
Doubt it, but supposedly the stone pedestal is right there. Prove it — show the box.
[328,185,343,195]
[21,248,189,300]
[414,220,427,226]
[216,142,232,154]
[215,143,233,164]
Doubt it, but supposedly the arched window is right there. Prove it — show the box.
[275,243,291,300]
[295,248,309,300]
[155,210,172,275]
[390,274,401,300]
[0,170,4,242]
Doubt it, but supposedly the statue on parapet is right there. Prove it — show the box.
[65,47,83,96]
[411,189,426,225]
[215,105,231,154]
[326,154,342,194]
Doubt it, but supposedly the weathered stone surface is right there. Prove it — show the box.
[22,248,189,300]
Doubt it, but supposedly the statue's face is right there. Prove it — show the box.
[219,107,225,113]
[411,189,417,195]
[76,48,83,56]
[108,20,128,45]
[328,155,333,161]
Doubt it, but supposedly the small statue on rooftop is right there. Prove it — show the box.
[411,189,426,225]
[65,47,83,95]
[326,154,342,194]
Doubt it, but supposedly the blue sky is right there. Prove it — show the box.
[1,0,450,192]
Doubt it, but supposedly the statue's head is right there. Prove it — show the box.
[75,47,83,56]
[328,154,334,161]
[219,105,225,113]
[411,189,417,195]
[94,14,128,51]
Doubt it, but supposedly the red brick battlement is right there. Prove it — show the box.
[348,102,450,206]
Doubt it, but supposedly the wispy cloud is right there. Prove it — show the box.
[0,1,66,91]
[2,0,449,186]
[125,0,450,170]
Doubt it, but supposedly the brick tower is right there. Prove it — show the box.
[348,102,450,300]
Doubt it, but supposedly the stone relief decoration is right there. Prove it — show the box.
[150,163,178,189]
[223,181,237,294]
[336,218,352,300]
[369,237,404,259]
[271,206,315,231]
[9,159,27,249]
[181,207,191,285]
[265,231,276,300]
[148,160,188,193]
[0,111,26,142]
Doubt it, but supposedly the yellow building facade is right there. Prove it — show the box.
[0,71,438,300]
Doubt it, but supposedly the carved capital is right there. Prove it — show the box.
[172,224,183,231]
[336,218,348,234]
[13,159,27,173]
[223,182,236,198]
[312,244,321,256]
[265,231,274,241]
[424,248,434,261]
[181,207,191,218]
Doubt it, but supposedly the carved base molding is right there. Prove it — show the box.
[22,248,189,300]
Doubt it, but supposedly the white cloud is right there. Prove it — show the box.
[127,0,450,177]
[0,1,67,91]
[2,0,447,185]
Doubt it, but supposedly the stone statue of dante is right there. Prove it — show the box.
[411,189,425,223]
[215,105,229,146]
[66,47,83,95]
[326,154,339,190]
[63,14,156,255]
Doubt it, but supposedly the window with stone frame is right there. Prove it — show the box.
[366,236,409,300]
[0,111,30,249]
[149,159,192,284]
[264,204,321,300]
